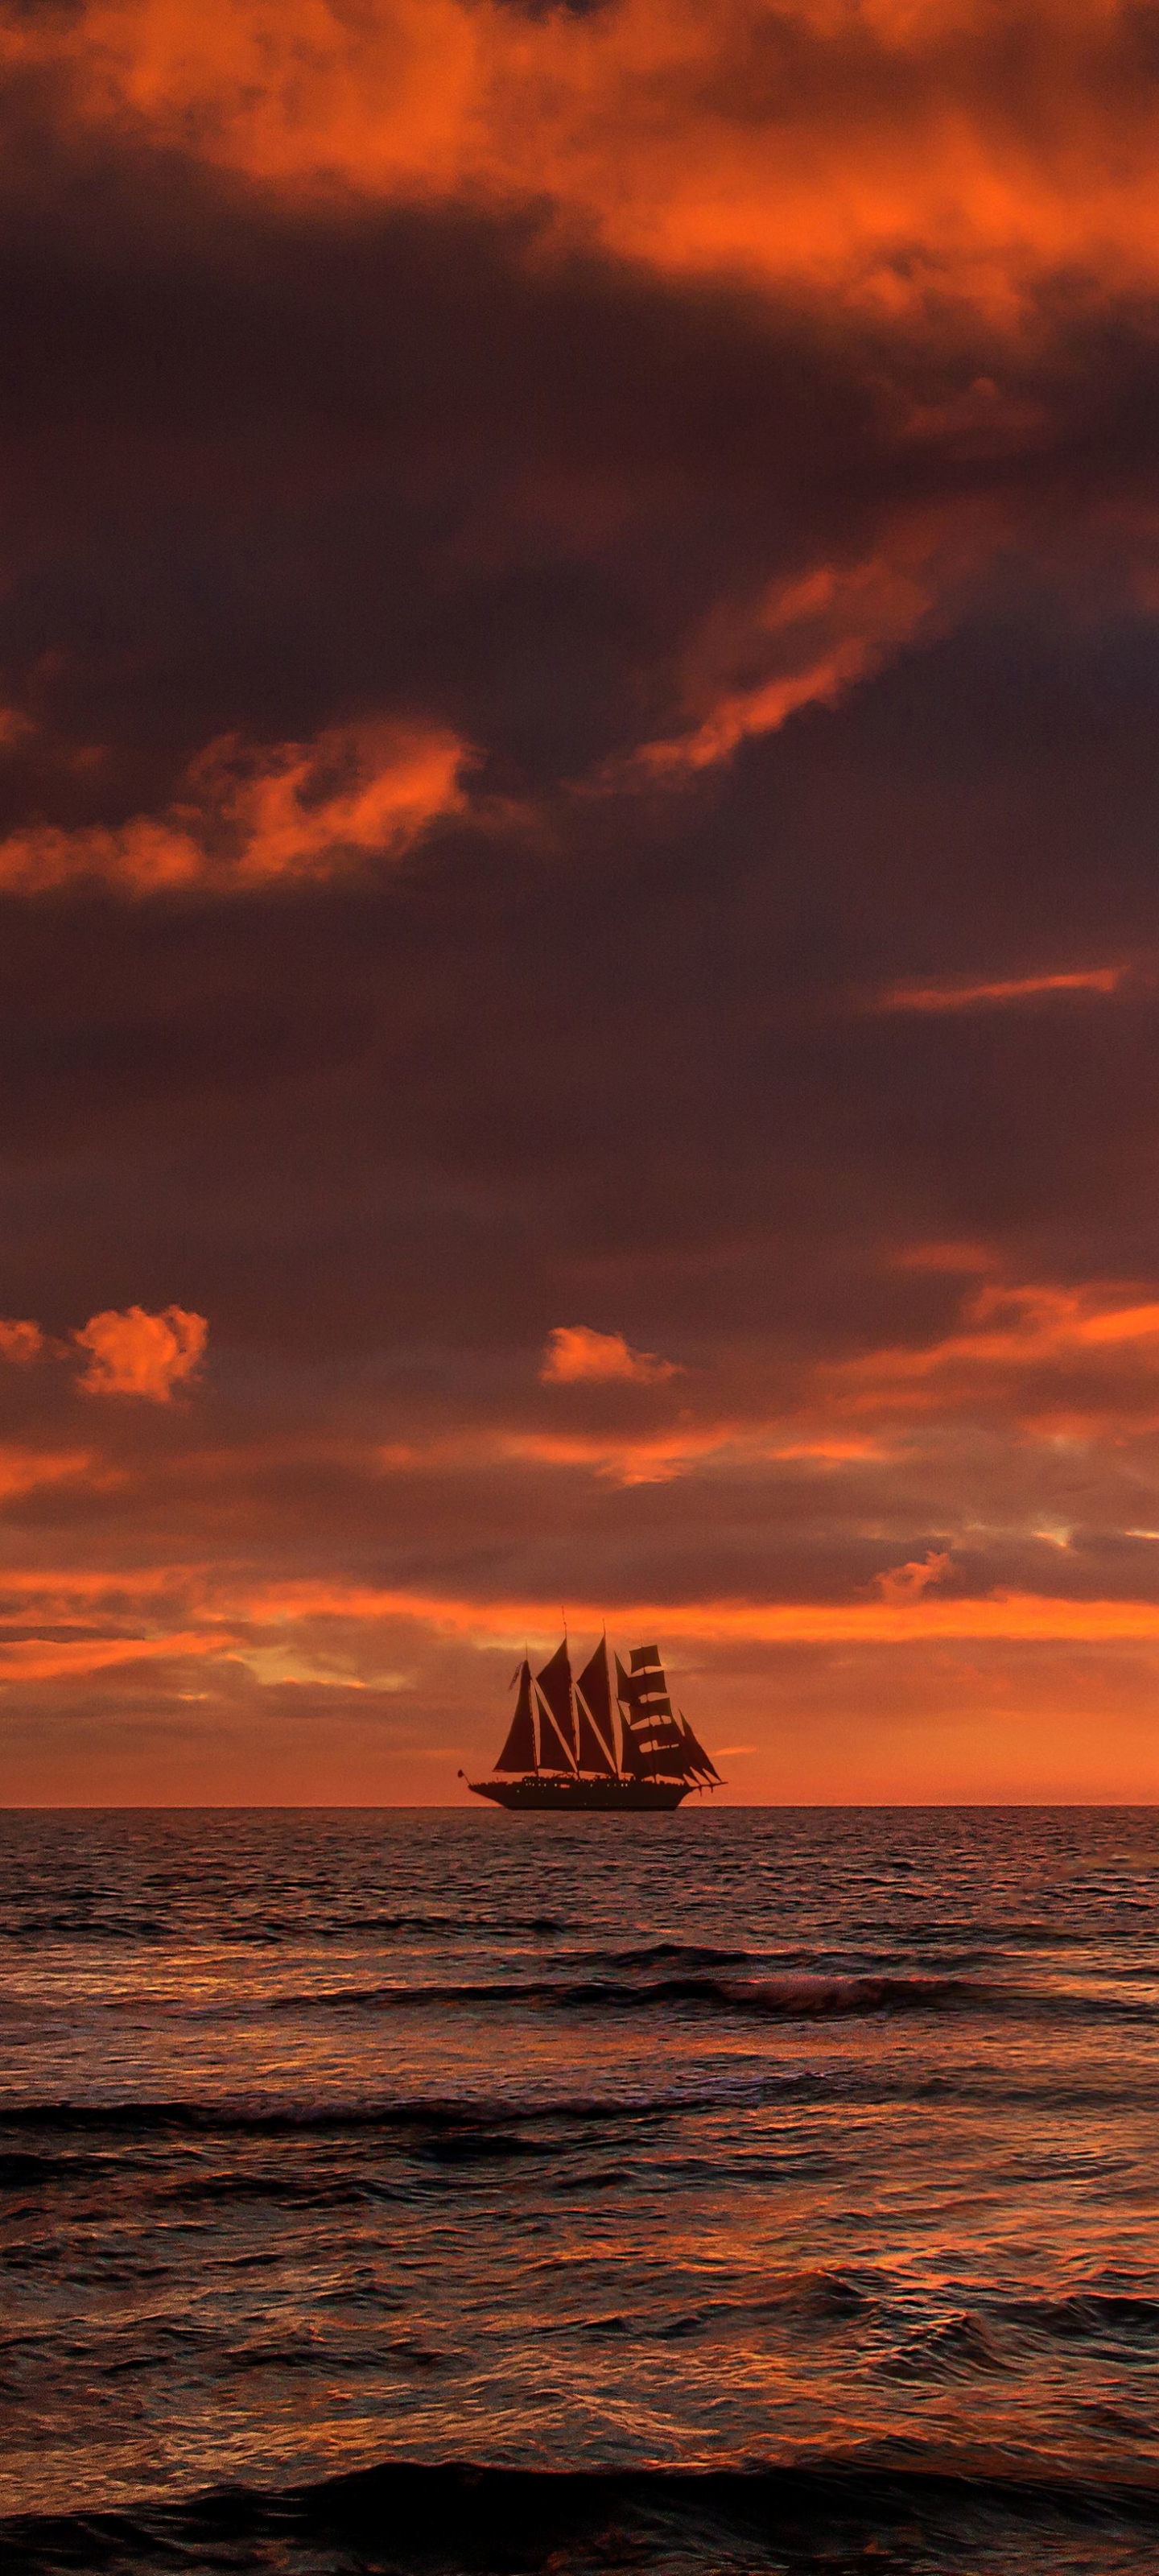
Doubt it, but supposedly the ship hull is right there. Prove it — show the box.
[468,1774,693,1812]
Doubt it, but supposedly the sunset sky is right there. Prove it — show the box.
[5,0,1159,1802]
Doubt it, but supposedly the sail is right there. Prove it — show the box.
[617,1649,689,1777]
[626,1648,677,1728]
[575,1637,617,1773]
[641,1722,689,1761]
[535,1638,578,1770]
[615,1653,645,1770]
[495,1661,537,1773]
[619,1652,662,1707]
[578,1637,614,1739]
[626,1648,688,1760]
[614,1653,648,1773]
[678,1712,722,1783]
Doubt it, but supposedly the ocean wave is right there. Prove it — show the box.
[600,1942,755,1967]
[877,2308,1015,2381]
[0,2148,112,2185]
[1008,2288,1159,2344]
[259,1968,988,2019]
[5,2457,1159,2576]
[328,1913,573,1938]
[0,1915,172,1943]
[0,1909,574,1946]
[0,2070,820,2141]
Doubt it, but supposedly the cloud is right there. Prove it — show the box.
[0,721,471,897]
[539,1324,683,1385]
[379,1418,894,1488]
[13,1566,1159,1661]
[0,1445,94,1499]
[0,1319,46,1364]
[829,1277,1159,1439]
[225,1580,1159,1649]
[25,0,1159,332]
[7,1,1159,1804]
[72,1306,208,1400]
[624,543,947,779]
[0,1632,213,1683]
[878,967,1128,1013]
[872,1549,951,1603]
[5,17,1159,827]
[0,1307,208,1399]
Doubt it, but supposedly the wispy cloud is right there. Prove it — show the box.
[0,721,470,897]
[877,968,1128,1014]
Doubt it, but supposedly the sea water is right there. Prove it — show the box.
[2,1806,1159,2572]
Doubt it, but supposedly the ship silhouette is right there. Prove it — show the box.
[465,1636,722,1810]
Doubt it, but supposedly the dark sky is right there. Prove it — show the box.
[3,0,1159,1800]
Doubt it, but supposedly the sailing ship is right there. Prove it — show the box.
[464,1636,723,1810]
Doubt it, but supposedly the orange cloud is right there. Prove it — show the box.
[175,1577,1159,1652]
[501,1421,892,1484]
[625,547,943,778]
[11,1564,1159,1771]
[377,1416,893,1486]
[842,1279,1159,1379]
[0,1567,203,1614]
[0,1631,214,1682]
[0,1319,46,1364]
[19,0,1159,332]
[13,3,1159,792]
[73,1305,208,1400]
[0,720,470,895]
[539,1323,682,1385]
[879,967,1127,1013]
[872,1549,951,1603]
[0,1447,94,1501]
[827,1274,1159,1442]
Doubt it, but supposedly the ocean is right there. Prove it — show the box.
[2,1806,1159,2574]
